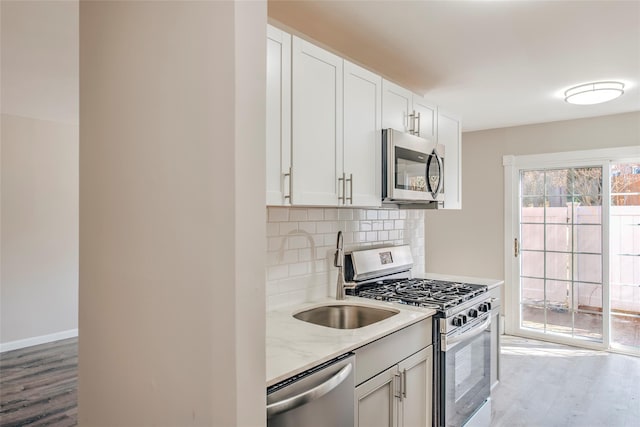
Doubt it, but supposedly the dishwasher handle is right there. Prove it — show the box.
[266,363,353,418]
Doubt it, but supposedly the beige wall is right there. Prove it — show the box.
[1,114,79,345]
[425,112,640,284]
[79,1,265,425]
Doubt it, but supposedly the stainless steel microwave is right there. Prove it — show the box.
[382,128,445,205]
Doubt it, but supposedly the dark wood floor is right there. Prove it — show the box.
[0,338,77,427]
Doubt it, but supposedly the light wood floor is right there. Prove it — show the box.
[491,335,640,427]
[1,336,638,426]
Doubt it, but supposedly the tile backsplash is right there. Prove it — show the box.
[266,207,425,309]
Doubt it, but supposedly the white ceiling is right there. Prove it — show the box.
[269,0,640,132]
[1,1,637,131]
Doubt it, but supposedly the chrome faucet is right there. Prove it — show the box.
[334,231,355,300]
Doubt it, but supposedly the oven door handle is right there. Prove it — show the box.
[441,316,491,352]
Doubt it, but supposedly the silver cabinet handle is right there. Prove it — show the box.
[284,167,292,203]
[408,110,416,134]
[338,173,346,204]
[441,316,491,352]
[346,173,353,204]
[266,363,353,418]
[415,111,421,136]
[394,371,402,401]
[402,369,407,398]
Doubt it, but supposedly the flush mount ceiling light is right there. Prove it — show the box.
[564,81,625,105]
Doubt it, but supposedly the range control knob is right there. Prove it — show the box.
[468,308,478,318]
[460,314,468,324]
[478,303,489,312]
[486,301,492,311]
[452,316,463,327]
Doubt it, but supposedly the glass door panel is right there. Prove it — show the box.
[610,163,640,353]
[519,167,604,343]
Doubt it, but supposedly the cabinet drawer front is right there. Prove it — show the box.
[354,318,431,386]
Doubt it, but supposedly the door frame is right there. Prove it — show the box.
[503,146,640,351]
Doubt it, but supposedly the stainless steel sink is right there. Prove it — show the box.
[293,304,399,329]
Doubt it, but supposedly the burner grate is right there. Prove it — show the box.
[349,278,487,311]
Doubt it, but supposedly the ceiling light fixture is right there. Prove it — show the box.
[564,81,625,105]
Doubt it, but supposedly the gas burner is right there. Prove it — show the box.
[349,278,487,312]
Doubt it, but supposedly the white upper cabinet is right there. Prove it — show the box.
[266,25,291,206]
[291,36,343,206]
[412,97,437,140]
[382,80,412,133]
[382,80,436,139]
[437,110,462,210]
[343,61,382,207]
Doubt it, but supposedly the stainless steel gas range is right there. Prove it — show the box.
[343,244,492,427]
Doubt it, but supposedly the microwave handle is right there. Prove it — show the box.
[429,150,444,197]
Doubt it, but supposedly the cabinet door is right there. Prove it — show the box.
[266,25,291,206]
[355,366,398,427]
[343,61,382,208]
[398,346,433,427]
[412,96,437,140]
[437,110,462,209]
[291,37,343,206]
[382,79,412,133]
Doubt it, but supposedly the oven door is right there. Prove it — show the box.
[439,316,491,427]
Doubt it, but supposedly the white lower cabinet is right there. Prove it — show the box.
[356,366,398,427]
[354,318,433,427]
[398,347,433,427]
[355,347,433,427]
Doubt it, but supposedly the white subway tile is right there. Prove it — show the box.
[388,230,399,240]
[366,210,378,220]
[289,262,311,276]
[360,221,372,231]
[372,221,383,231]
[289,208,308,221]
[281,249,298,264]
[268,207,289,222]
[356,209,367,220]
[289,235,309,249]
[384,220,394,230]
[342,231,354,244]
[299,248,312,262]
[298,221,317,234]
[399,210,407,219]
[324,233,337,246]
[366,231,378,242]
[307,208,324,221]
[317,221,333,234]
[389,210,399,219]
[346,221,359,232]
[324,208,338,220]
[268,265,288,281]
[338,209,354,220]
[268,236,286,252]
[378,210,389,220]
[266,222,279,237]
[378,230,389,241]
[279,222,298,236]
[394,219,405,229]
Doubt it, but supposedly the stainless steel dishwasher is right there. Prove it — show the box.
[267,354,355,426]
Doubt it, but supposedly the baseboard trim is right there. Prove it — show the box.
[0,329,78,353]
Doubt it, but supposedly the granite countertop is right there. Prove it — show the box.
[266,297,435,387]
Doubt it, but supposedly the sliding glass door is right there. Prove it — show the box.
[519,166,604,342]
[505,149,639,355]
